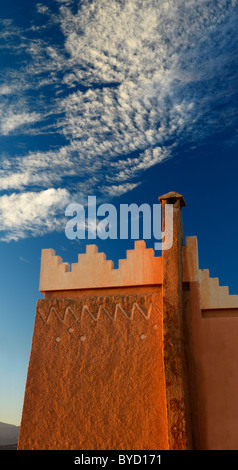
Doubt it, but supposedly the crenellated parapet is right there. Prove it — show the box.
[39,240,162,293]
[183,236,238,313]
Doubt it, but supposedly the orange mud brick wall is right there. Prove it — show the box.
[18,192,238,450]
[18,294,169,450]
[18,239,170,450]
[18,193,193,451]
[183,236,238,450]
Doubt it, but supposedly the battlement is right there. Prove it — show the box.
[39,240,163,293]
[183,236,238,312]
[40,235,238,312]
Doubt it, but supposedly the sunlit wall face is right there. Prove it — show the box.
[0,0,237,426]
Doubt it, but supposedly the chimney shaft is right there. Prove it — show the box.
[159,192,192,450]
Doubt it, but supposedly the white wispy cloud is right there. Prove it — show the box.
[19,256,31,263]
[0,188,70,241]
[36,3,50,14]
[0,0,237,239]
[103,182,139,197]
[107,147,172,184]
[0,111,42,136]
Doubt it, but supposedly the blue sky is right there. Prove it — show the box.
[0,0,237,426]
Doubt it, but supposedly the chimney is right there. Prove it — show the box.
[159,192,192,449]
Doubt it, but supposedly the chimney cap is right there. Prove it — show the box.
[159,191,186,207]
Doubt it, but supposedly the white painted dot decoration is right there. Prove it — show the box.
[80,336,86,342]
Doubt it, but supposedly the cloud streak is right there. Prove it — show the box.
[0,188,70,241]
[0,0,237,240]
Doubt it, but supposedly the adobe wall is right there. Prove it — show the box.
[18,193,238,450]
[183,237,238,449]
[18,241,169,450]
[18,294,168,450]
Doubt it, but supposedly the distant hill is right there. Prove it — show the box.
[0,422,20,446]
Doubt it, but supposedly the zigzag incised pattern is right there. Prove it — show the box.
[37,295,162,324]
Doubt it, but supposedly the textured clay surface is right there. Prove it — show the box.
[18,293,169,450]
[160,195,192,450]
